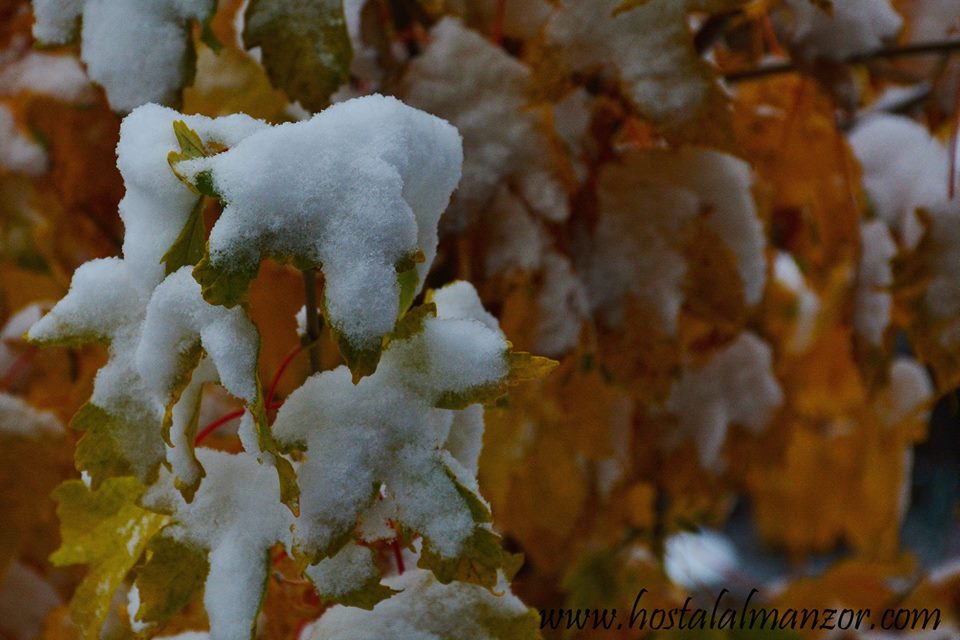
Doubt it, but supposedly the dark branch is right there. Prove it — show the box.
[725,38,960,83]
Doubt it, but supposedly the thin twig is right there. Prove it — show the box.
[725,38,960,83]
[302,269,322,374]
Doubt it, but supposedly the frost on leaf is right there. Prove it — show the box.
[664,332,783,471]
[243,0,354,111]
[544,0,742,145]
[303,569,541,640]
[402,18,568,230]
[30,0,217,112]
[174,95,463,377]
[272,283,546,589]
[143,449,294,640]
[578,149,766,335]
[50,477,168,640]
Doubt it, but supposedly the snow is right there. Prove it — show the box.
[27,259,165,484]
[136,267,260,404]
[664,332,783,471]
[855,221,896,347]
[773,252,820,353]
[304,569,533,640]
[0,392,62,437]
[536,252,589,357]
[32,0,217,112]
[545,0,722,132]
[776,0,902,61]
[144,449,294,640]
[117,104,265,292]
[0,303,44,376]
[178,94,462,352]
[664,530,738,590]
[850,115,960,347]
[0,105,46,176]
[402,18,567,229]
[878,358,932,430]
[305,544,380,599]
[849,114,949,248]
[0,52,92,102]
[580,149,766,333]
[272,282,506,560]
[482,187,547,277]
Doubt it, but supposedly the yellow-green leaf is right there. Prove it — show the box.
[51,478,168,640]
[133,533,209,625]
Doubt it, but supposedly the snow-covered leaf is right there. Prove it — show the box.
[143,449,294,640]
[304,569,541,640]
[175,95,462,377]
[545,0,742,144]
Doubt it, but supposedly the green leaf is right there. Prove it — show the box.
[446,464,492,524]
[419,526,523,590]
[133,533,209,625]
[193,250,259,308]
[72,402,165,489]
[243,0,354,111]
[434,351,559,410]
[51,478,168,640]
[161,198,207,276]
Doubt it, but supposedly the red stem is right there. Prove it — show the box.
[266,344,306,409]
[194,401,283,445]
[392,538,406,575]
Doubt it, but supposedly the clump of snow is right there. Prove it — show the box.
[580,149,766,333]
[664,529,738,590]
[0,392,62,437]
[773,252,820,353]
[445,0,554,41]
[403,18,567,229]
[878,358,932,430]
[664,332,783,471]
[536,252,589,357]
[118,103,265,292]
[545,0,724,133]
[177,94,462,353]
[850,115,960,346]
[0,303,45,377]
[0,105,47,176]
[31,0,217,112]
[849,114,949,248]
[305,544,381,599]
[144,449,294,640]
[27,258,165,481]
[0,52,92,102]
[304,569,534,640]
[136,267,260,404]
[855,221,896,347]
[775,0,903,62]
[482,187,547,277]
[272,281,505,560]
